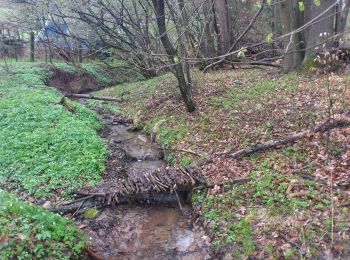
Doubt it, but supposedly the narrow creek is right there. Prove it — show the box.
[75,100,212,259]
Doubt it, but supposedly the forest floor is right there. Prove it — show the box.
[1,61,349,259]
[90,66,350,259]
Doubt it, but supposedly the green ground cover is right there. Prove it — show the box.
[0,190,87,259]
[0,62,109,258]
[0,63,107,198]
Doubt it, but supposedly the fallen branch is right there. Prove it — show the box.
[164,148,202,157]
[340,201,350,207]
[193,178,251,191]
[66,93,123,102]
[225,60,282,68]
[58,97,76,114]
[60,195,95,206]
[228,118,350,159]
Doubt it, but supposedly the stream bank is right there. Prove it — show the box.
[74,101,212,259]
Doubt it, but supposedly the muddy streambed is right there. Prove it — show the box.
[75,101,211,259]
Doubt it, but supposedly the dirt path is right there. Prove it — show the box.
[75,104,212,259]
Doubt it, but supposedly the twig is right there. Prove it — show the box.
[163,147,202,157]
[72,199,86,217]
[61,195,95,206]
[193,178,251,191]
[174,184,185,216]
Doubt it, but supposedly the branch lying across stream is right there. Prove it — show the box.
[66,93,123,102]
[49,178,251,215]
[50,115,349,216]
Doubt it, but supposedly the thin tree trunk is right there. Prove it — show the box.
[30,32,35,62]
[152,0,196,112]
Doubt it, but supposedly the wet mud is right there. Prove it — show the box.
[77,107,211,259]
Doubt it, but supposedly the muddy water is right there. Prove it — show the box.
[79,107,211,259]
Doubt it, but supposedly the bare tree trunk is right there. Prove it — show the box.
[227,0,241,43]
[152,0,196,112]
[30,32,35,62]
[281,0,303,72]
[272,0,282,56]
[335,0,350,37]
[203,1,216,58]
[303,0,336,59]
[213,0,231,54]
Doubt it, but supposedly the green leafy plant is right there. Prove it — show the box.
[0,64,107,198]
[0,190,88,259]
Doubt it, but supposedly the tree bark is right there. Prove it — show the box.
[213,0,231,54]
[202,0,216,58]
[335,0,350,37]
[281,0,303,72]
[152,0,196,112]
[30,31,35,62]
[303,0,337,59]
[227,0,242,43]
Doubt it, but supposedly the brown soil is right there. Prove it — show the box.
[48,67,100,94]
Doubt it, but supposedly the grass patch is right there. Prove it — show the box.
[93,73,173,99]
[208,75,300,110]
[0,63,107,198]
[0,190,87,259]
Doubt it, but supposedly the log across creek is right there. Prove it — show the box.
[50,108,200,215]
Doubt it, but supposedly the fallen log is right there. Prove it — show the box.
[50,190,191,215]
[50,199,98,215]
[66,93,123,102]
[229,118,350,159]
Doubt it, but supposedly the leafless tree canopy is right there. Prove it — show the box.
[6,0,350,111]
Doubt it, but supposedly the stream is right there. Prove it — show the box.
[76,101,212,259]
